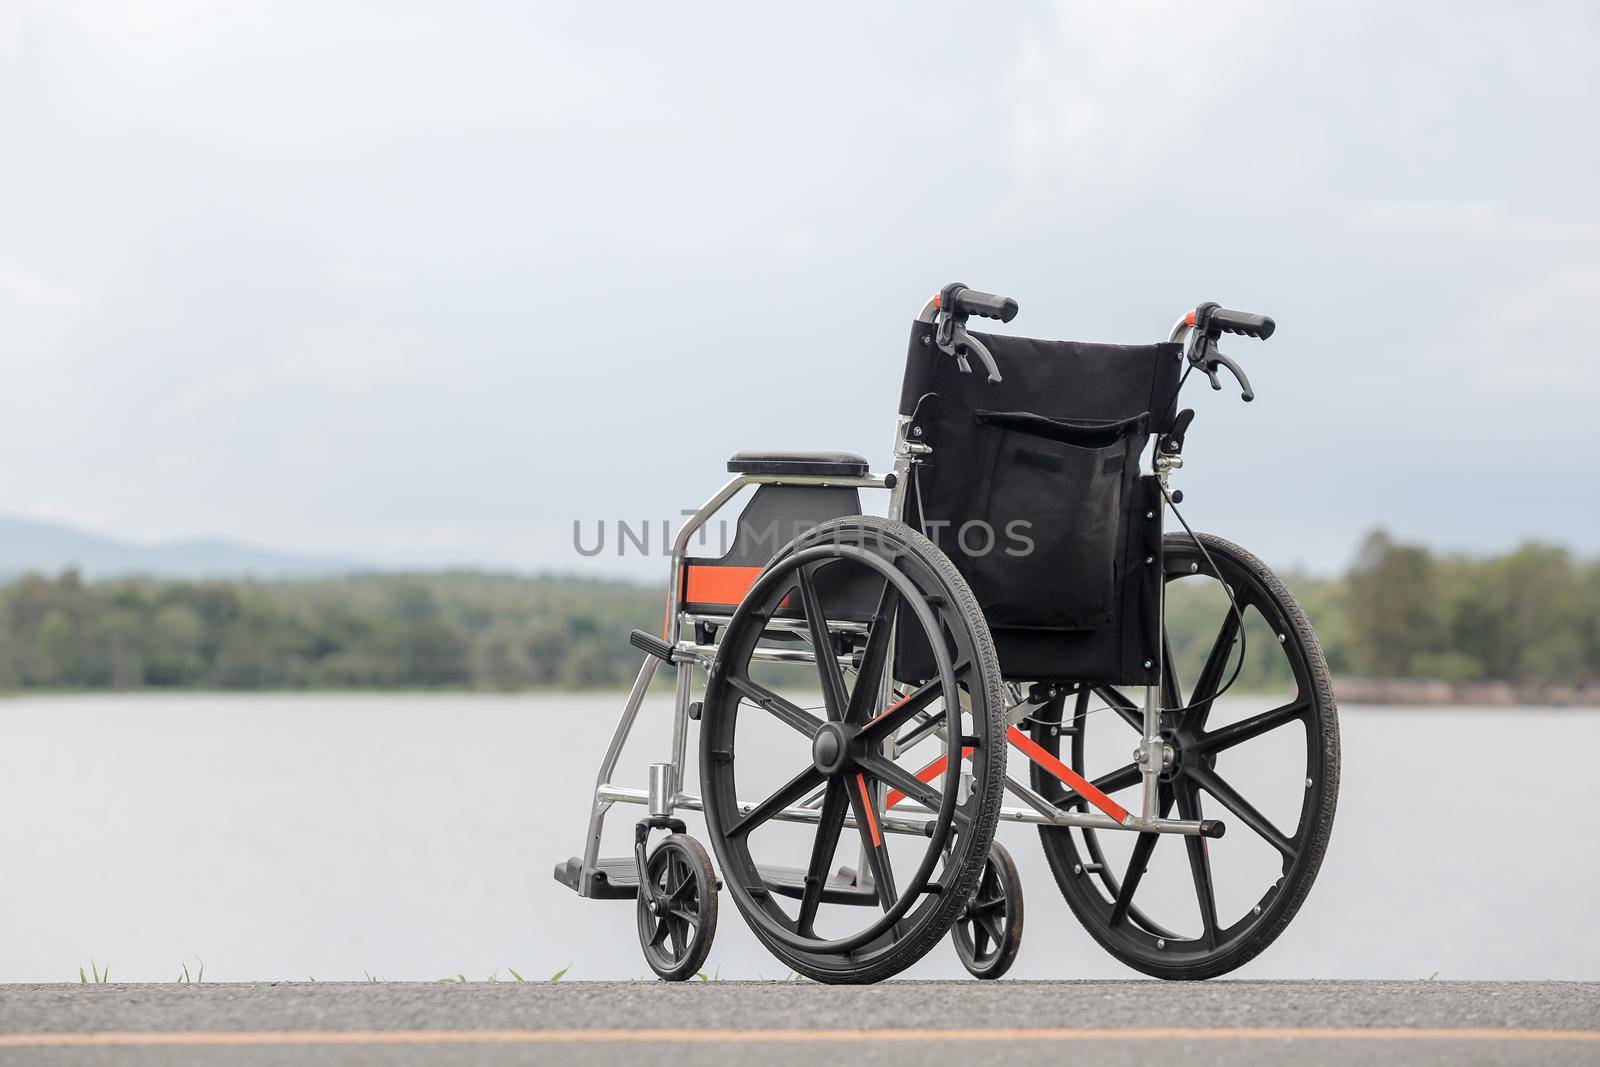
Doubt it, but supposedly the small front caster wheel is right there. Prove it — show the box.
[952,841,1023,979]
[636,833,718,981]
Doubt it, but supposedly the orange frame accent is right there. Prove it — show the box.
[882,748,973,810]
[864,691,913,728]
[681,564,764,607]
[881,734,1128,824]
[1006,726,1129,823]
[854,773,882,846]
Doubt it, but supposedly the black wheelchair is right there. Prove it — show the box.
[554,283,1340,983]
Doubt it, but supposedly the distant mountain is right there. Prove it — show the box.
[0,514,361,581]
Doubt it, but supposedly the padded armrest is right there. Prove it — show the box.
[727,451,870,478]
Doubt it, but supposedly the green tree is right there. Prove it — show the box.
[1494,544,1583,683]
[383,619,469,686]
[470,619,536,690]
[145,603,206,686]
[1346,530,1441,678]
[34,609,78,686]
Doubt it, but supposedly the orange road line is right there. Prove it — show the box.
[1,1027,1596,1048]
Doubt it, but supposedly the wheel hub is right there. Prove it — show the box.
[811,722,855,775]
[1158,728,1184,782]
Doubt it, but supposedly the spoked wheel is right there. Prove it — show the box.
[1032,532,1340,979]
[635,834,718,981]
[951,840,1023,979]
[701,516,1007,984]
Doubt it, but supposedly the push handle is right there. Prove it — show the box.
[1207,308,1275,340]
[1184,303,1262,403]
[931,282,1015,384]
[939,285,1019,323]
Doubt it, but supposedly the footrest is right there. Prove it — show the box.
[555,854,724,901]
[755,864,877,906]
[555,856,867,904]
[553,856,641,900]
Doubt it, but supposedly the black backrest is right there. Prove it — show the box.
[895,323,1182,686]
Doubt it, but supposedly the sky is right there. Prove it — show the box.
[3,1,1597,579]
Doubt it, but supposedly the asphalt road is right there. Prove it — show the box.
[1,981,1596,1066]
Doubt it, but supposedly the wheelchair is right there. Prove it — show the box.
[554,283,1341,983]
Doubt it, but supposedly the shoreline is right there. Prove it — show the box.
[1332,677,1600,707]
[1,680,1597,709]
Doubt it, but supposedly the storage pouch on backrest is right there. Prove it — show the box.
[967,410,1147,631]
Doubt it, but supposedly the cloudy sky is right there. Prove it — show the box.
[3,1,1597,578]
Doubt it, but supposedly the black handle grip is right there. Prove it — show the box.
[949,286,1019,323]
[1209,308,1275,340]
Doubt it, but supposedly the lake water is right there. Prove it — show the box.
[1,692,1596,983]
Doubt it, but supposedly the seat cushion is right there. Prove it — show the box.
[726,450,870,478]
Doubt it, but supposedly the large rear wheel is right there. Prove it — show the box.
[700,516,1007,984]
[1032,532,1339,979]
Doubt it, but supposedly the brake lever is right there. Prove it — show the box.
[956,326,1002,384]
[1190,336,1254,402]
[938,318,1003,384]
[1206,348,1255,402]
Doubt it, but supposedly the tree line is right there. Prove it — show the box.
[1160,530,1600,692]
[0,570,658,691]
[0,530,1595,692]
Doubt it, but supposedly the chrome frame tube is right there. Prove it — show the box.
[680,613,870,636]
[668,659,692,806]
[647,763,673,818]
[1140,684,1163,818]
[595,784,1212,837]
[1137,484,1168,819]
[579,655,659,887]
[672,641,857,670]
[890,709,943,755]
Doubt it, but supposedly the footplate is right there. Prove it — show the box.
[754,864,877,906]
[553,856,642,900]
[553,856,867,902]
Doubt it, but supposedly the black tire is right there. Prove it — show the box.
[701,516,1007,984]
[635,834,718,981]
[1033,532,1340,980]
[951,841,1023,980]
